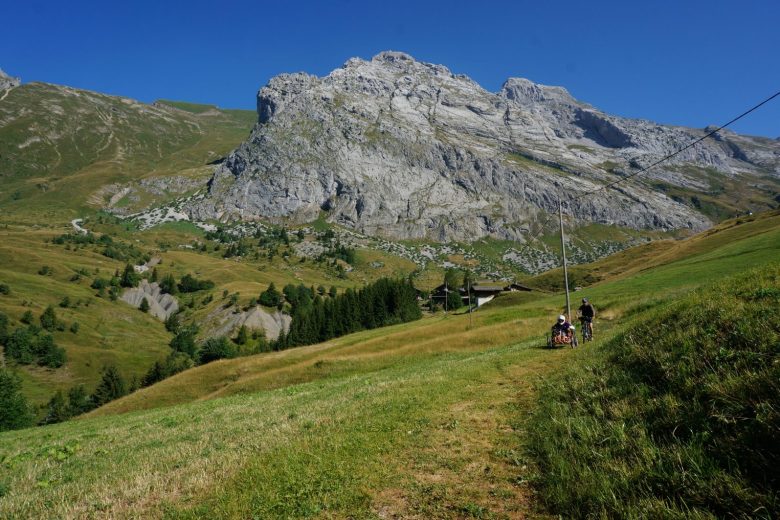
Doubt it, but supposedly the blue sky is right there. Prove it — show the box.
[2,0,779,137]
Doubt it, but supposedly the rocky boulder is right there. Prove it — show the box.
[205,305,291,341]
[121,280,179,320]
[0,68,20,93]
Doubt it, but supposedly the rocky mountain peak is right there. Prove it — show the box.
[499,77,577,105]
[371,50,415,65]
[190,52,780,243]
[0,68,21,92]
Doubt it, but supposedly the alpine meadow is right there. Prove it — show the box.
[1,3,780,517]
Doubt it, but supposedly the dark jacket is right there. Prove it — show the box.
[579,303,595,318]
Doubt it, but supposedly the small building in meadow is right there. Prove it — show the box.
[504,282,533,292]
[470,285,505,307]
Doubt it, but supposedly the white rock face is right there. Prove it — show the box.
[206,305,291,341]
[0,68,20,93]
[121,280,179,320]
[190,51,780,241]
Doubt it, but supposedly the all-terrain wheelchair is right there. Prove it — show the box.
[547,330,578,349]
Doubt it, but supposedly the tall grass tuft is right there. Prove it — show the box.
[529,264,780,518]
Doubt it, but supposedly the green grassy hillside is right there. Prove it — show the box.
[0,82,255,222]
[0,210,777,518]
[529,265,780,518]
[89,209,780,416]
[0,220,422,408]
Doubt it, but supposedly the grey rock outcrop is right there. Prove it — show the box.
[121,280,179,320]
[205,305,291,341]
[190,51,780,241]
[0,68,20,93]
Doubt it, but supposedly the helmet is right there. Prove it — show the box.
[582,298,588,303]
[558,315,566,322]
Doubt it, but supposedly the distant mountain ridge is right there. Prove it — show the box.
[190,51,780,241]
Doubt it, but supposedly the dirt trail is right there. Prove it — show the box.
[0,86,15,103]
[373,346,566,519]
[71,218,88,234]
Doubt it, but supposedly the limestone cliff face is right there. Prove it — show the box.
[190,51,779,241]
[0,68,20,92]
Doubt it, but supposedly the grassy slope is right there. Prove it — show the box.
[0,220,424,407]
[526,209,780,292]
[0,228,171,404]
[0,212,776,517]
[0,82,255,222]
[0,82,274,404]
[529,265,780,518]
[90,209,780,416]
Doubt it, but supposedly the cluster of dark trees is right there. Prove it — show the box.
[157,272,214,295]
[275,277,421,349]
[205,225,294,259]
[52,232,148,263]
[157,316,259,380]
[1,307,67,368]
[319,243,356,264]
[39,365,129,425]
[90,264,143,299]
[0,363,132,431]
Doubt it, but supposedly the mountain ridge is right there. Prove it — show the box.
[188,51,779,241]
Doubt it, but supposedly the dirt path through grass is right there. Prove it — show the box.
[372,347,566,519]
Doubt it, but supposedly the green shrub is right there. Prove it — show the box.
[199,336,237,364]
[177,274,214,293]
[170,326,198,359]
[528,265,780,518]
[39,305,58,331]
[142,352,194,387]
[159,273,178,295]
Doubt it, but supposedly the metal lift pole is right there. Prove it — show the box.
[558,199,571,321]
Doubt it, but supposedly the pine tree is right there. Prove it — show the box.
[66,384,93,416]
[0,369,33,431]
[164,312,180,333]
[170,326,198,359]
[159,273,178,294]
[0,311,8,344]
[120,263,139,288]
[40,390,70,425]
[329,285,338,298]
[91,365,127,407]
[199,336,237,364]
[236,325,248,345]
[139,297,150,313]
[446,288,463,311]
[5,327,35,364]
[150,267,159,283]
[259,283,281,307]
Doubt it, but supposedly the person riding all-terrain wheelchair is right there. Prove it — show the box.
[547,315,577,348]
